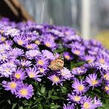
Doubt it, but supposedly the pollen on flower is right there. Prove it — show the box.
[17,40,23,45]
[38,60,44,65]
[52,75,60,83]
[1,37,6,41]
[20,88,28,96]
[74,96,81,102]
[29,72,35,78]
[39,68,44,73]
[91,80,98,86]
[10,82,17,89]
[105,86,109,91]
[78,85,84,91]
[27,45,32,49]
[99,58,105,64]
[45,42,51,47]
[35,40,40,45]
[15,73,21,79]
[104,74,109,80]
[65,55,70,60]
[83,102,90,109]
[88,59,93,63]
[74,50,80,55]
[5,68,10,72]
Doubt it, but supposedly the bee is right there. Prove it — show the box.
[49,54,64,70]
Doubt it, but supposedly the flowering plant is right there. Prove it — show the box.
[0,18,109,109]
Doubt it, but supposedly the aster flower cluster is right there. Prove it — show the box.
[0,18,109,109]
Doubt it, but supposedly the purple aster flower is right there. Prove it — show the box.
[0,62,16,77]
[34,35,43,45]
[43,34,56,50]
[37,67,48,75]
[81,96,96,109]
[17,60,31,67]
[26,67,42,81]
[72,79,87,94]
[2,80,21,94]
[0,52,8,63]
[26,43,38,50]
[9,48,24,57]
[93,97,102,108]
[71,42,85,56]
[12,68,26,80]
[15,83,34,99]
[63,52,73,60]
[60,67,72,80]
[104,83,109,94]
[42,50,55,60]
[82,55,95,63]
[0,35,6,43]
[96,51,109,65]
[4,27,20,37]
[14,35,27,46]
[0,43,11,53]
[85,74,100,88]
[102,72,109,81]
[49,28,64,38]
[48,74,62,85]
[72,66,87,75]
[36,56,49,67]
[87,47,99,56]
[68,92,82,103]
[26,50,41,59]
[63,104,75,109]
[88,39,102,48]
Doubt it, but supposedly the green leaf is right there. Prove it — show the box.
[61,86,67,94]
[19,106,23,109]
[50,103,60,109]
[40,86,45,94]
[71,61,86,69]
[12,103,17,109]
[51,96,60,100]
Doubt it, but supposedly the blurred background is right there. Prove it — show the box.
[2,0,109,48]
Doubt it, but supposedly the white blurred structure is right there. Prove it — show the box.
[19,0,109,38]
[81,0,90,39]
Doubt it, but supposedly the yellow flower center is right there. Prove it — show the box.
[10,82,17,89]
[105,86,109,91]
[1,37,6,41]
[39,68,44,73]
[88,59,93,63]
[53,76,60,83]
[5,68,10,72]
[29,72,35,78]
[17,40,23,45]
[83,102,90,109]
[74,96,81,102]
[61,71,67,76]
[65,55,70,60]
[78,85,84,91]
[35,40,40,45]
[27,45,32,49]
[2,55,6,60]
[15,73,21,79]
[91,80,98,86]
[99,58,105,64]
[38,60,44,65]
[74,50,80,55]
[20,88,28,96]
[104,74,109,80]
[45,42,51,47]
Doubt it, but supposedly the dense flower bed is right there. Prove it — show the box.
[0,18,109,109]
